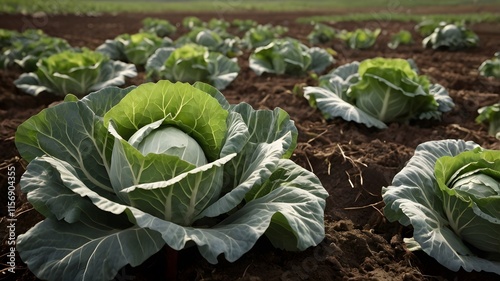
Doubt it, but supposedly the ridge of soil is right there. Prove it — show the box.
[1,9,499,281]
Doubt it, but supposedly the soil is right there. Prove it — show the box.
[1,6,500,281]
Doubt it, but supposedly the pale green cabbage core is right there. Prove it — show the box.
[133,126,207,167]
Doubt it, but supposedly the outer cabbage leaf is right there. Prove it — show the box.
[122,155,327,264]
[304,86,387,129]
[415,19,444,36]
[0,28,19,50]
[349,73,433,123]
[307,23,337,45]
[200,133,294,219]
[382,139,500,274]
[14,49,136,97]
[176,28,223,49]
[232,19,258,32]
[1,29,48,69]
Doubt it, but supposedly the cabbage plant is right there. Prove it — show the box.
[476,102,500,139]
[382,139,500,274]
[207,18,231,32]
[0,28,18,47]
[303,57,454,129]
[478,52,500,78]
[14,48,136,97]
[388,30,413,49]
[175,28,242,57]
[232,19,258,32]
[414,19,444,37]
[337,28,381,49]
[145,44,240,90]
[423,23,479,50]
[182,16,204,29]
[0,28,44,50]
[140,17,177,37]
[241,24,288,49]
[249,38,334,76]
[0,29,72,71]
[307,23,337,45]
[15,80,328,281]
[96,32,173,65]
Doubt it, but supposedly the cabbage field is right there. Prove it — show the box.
[1,6,500,281]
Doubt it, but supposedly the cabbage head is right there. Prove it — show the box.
[15,80,328,281]
[382,139,500,274]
